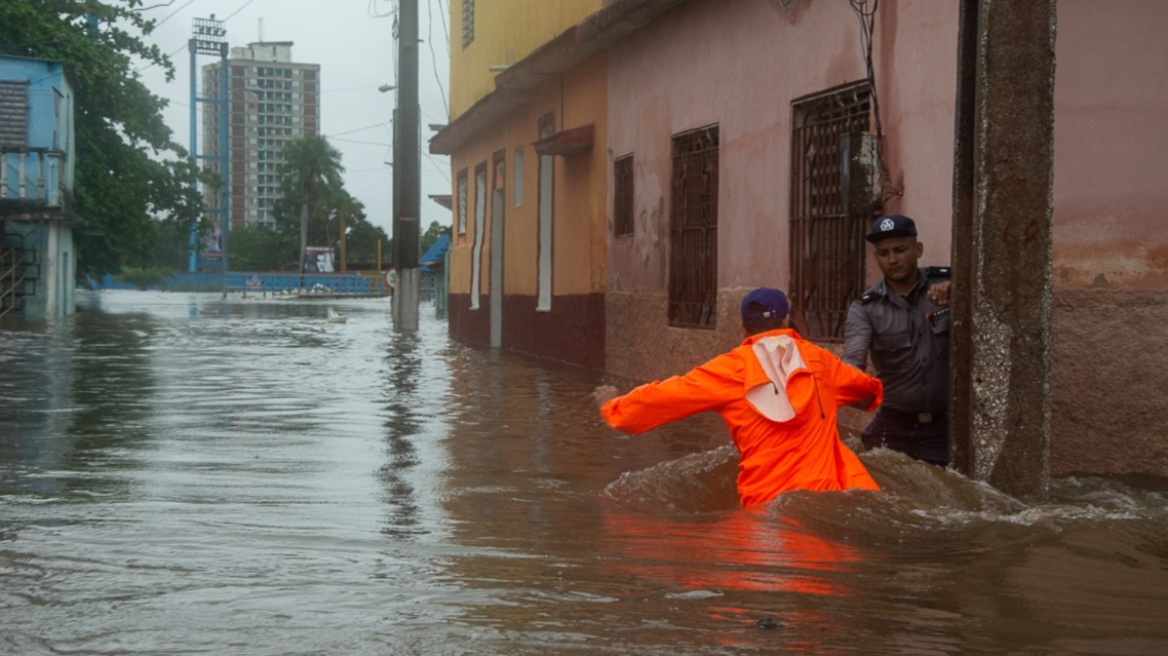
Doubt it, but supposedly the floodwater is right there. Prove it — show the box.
[2,291,1167,656]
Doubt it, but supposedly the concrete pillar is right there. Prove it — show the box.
[950,0,1056,498]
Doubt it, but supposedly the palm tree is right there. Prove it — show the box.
[280,136,344,289]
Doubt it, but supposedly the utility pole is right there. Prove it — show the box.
[950,0,1055,499]
[392,0,420,332]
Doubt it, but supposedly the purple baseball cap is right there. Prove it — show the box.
[741,288,789,321]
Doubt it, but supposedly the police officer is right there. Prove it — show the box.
[842,214,951,466]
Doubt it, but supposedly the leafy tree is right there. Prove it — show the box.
[115,266,171,290]
[0,0,204,279]
[228,224,298,271]
[275,136,344,276]
[335,197,388,268]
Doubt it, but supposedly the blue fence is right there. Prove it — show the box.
[93,271,391,296]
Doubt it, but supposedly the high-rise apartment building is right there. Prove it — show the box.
[202,41,320,229]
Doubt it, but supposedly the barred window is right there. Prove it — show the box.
[789,82,873,340]
[462,0,475,48]
[668,126,719,329]
[613,154,634,237]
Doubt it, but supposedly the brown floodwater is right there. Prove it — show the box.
[2,290,1166,655]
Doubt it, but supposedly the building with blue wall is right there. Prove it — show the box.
[0,55,76,320]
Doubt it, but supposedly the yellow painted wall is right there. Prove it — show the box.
[450,0,602,119]
[447,53,608,299]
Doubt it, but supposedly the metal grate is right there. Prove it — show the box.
[789,83,872,341]
[462,0,475,48]
[668,126,719,329]
[613,154,634,237]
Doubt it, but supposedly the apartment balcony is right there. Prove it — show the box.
[0,147,70,214]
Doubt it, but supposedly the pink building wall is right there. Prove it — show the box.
[1048,0,1168,477]
[605,0,959,380]
[1052,0,1168,290]
[601,0,1168,478]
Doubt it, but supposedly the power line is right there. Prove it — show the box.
[222,0,258,23]
[153,0,199,29]
[435,0,449,53]
[426,0,449,119]
[423,152,450,184]
[330,137,392,147]
[325,121,391,138]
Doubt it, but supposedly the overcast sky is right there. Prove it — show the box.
[135,0,453,234]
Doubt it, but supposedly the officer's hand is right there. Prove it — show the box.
[927,281,951,307]
[592,385,620,407]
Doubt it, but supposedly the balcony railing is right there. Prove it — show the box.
[1,148,69,209]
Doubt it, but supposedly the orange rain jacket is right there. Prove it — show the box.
[601,329,883,507]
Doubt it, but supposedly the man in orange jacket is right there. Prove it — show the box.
[593,288,883,507]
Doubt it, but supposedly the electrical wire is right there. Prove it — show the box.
[325,121,392,138]
[435,0,450,54]
[423,152,450,184]
[427,0,449,118]
[152,0,199,29]
[221,0,257,23]
[849,0,900,201]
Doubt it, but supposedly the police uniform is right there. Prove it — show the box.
[842,264,951,466]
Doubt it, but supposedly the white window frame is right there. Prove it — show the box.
[513,147,524,207]
[471,165,487,310]
[457,170,468,234]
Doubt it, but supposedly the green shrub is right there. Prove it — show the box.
[115,266,172,290]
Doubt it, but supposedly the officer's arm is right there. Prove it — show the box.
[840,300,872,370]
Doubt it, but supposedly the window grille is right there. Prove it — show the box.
[613,154,634,237]
[668,126,719,329]
[462,0,475,48]
[789,83,872,341]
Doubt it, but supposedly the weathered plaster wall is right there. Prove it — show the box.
[1050,290,1168,477]
[1046,1,1168,478]
[1052,0,1168,291]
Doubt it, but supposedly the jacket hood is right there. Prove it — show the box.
[740,329,815,423]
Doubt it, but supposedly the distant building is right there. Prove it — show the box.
[0,55,76,320]
[201,41,320,230]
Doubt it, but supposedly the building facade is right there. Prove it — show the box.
[0,55,76,320]
[603,0,960,382]
[435,0,1168,478]
[202,41,320,230]
[432,1,610,369]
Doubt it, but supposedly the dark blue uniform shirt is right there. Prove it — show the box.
[841,268,950,416]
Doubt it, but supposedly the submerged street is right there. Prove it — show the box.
[2,291,1167,655]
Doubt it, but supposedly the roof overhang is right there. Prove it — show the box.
[533,124,595,156]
